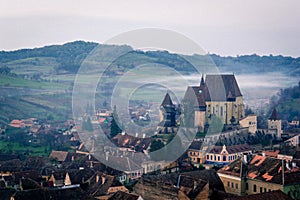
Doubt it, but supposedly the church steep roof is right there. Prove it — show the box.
[183,86,206,108]
[205,74,242,101]
[269,108,279,120]
[161,93,174,107]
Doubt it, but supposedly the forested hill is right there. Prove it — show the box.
[0,41,98,74]
[269,82,300,121]
[0,41,300,76]
[208,53,300,76]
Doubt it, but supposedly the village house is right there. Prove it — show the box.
[289,116,299,127]
[205,144,252,166]
[239,115,257,134]
[217,154,300,199]
[49,150,74,163]
[9,118,38,128]
[260,149,300,162]
[187,141,206,167]
[111,132,152,153]
[87,172,129,200]
[285,133,300,147]
[224,190,293,200]
[108,190,144,200]
[107,155,143,182]
[133,170,226,200]
[9,120,25,128]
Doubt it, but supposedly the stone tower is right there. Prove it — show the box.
[157,93,177,134]
[159,93,176,127]
[267,108,283,138]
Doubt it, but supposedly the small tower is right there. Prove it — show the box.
[268,108,283,138]
[159,93,176,127]
[158,93,177,134]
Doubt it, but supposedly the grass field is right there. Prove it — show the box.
[0,74,68,91]
[0,140,48,156]
[7,57,58,75]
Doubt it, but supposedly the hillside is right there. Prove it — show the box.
[0,41,300,124]
[269,82,300,121]
[1,41,300,76]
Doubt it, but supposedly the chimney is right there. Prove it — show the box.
[96,174,99,183]
[105,152,109,161]
[282,159,285,185]
[193,180,197,190]
[286,160,292,171]
[243,154,248,164]
[262,152,266,157]
[142,133,146,138]
[292,162,297,168]
[135,133,138,137]
[121,131,125,136]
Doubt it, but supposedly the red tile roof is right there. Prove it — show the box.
[49,151,69,162]
[264,150,280,158]
[218,155,300,185]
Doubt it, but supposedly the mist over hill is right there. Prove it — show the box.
[0,41,299,124]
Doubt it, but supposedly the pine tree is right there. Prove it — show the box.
[82,117,93,132]
[110,106,122,138]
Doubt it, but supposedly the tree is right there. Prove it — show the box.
[149,140,165,152]
[82,117,93,132]
[181,100,195,128]
[110,106,122,138]
[245,106,254,116]
[208,115,224,134]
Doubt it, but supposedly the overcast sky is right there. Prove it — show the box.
[0,0,299,57]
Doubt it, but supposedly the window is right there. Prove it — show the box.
[246,183,249,190]
[235,183,238,189]
[221,106,223,116]
[207,155,209,160]
[223,156,226,161]
[231,182,234,188]
[227,182,230,187]
[260,187,262,193]
[218,156,220,161]
[264,188,267,192]
[253,184,257,192]
[269,189,271,192]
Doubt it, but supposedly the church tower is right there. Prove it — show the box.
[159,93,176,127]
[158,93,177,134]
[267,108,283,138]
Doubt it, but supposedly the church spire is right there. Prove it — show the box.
[269,108,279,120]
[200,74,205,87]
[161,93,174,107]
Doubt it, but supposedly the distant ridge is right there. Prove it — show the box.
[0,40,299,76]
